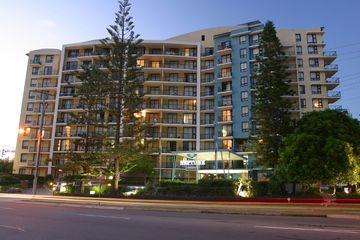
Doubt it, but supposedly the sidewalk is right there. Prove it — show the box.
[1,193,359,219]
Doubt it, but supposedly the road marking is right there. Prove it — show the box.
[0,207,14,210]
[0,225,25,232]
[77,213,130,220]
[254,225,360,234]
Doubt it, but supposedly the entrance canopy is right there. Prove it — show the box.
[172,150,247,161]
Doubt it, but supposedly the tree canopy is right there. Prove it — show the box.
[276,109,360,186]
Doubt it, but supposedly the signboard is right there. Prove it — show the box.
[180,160,205,166]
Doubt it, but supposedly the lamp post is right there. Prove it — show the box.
[32,90,55,195]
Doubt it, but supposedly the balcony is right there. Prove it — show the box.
[164,50,197,57]
[218,116,232,122]
[33,70,58,76]
[60,91,76,97]
[28,146,51,152]
[218,131,233,138]
[161,118,196,125]
[201,90,214,97]
[162,104,196,111]
[200,119,214,125]
[37,82,57,88]
[200,133,214,139]
[217,73,232,80]
[327,91,341,98]
[201,78,214,83]
[30,59,41,65]
[162,90,197,97]
[323,51,337,57]
[217,86,232,94]
[217,58,232,66]
[217,44,232,52]
[161,132,196,139]
[324,64,338,71]
[200,105,214,111]
[162,78,197,83]
[201,64,214,70]
[218,101,232,107]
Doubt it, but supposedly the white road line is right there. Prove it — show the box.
[0,225,25,232]
[0,207,14,210]
[254,225,360,234]
[77,213,130,220]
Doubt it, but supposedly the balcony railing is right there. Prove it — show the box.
[323,51,337,57]
[326,77,340,83]
[218,73,232,79]
[218,131,233,137]
[200,133,214,139]
[327,91,341,98]
[161,132,196,139]
[200,105,214,110]
[32,70,58,76]
[218,116,233,122]
[28,146,51,152]
[161,118,196,125]
[201,78,214,83]
[218,101,232,107]
[201,90,214,96]
[324,64,338,71]
[217,44,231,51]
[218,86,232,92]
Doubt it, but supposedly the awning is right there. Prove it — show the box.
[172,150,247,161]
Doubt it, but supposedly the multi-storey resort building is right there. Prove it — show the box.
[14,21,340,180]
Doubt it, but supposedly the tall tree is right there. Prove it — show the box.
[61,65,111,191]
[276,109,360,192]
[253,21,292,167]
[102,0,145,191]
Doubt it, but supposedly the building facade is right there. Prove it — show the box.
[14,21,340,180]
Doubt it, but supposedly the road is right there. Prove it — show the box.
[0,196,359,240]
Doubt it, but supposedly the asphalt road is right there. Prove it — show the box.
[0,197,359,240]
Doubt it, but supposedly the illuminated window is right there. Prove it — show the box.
[151,61,160,68]
[222,139,232,149]
[221,110,232,121]
[136,59,145,67]
[312,99,323,108]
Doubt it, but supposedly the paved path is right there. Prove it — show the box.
[0,196,359,240]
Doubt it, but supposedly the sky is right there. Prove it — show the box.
[0,0,360,149]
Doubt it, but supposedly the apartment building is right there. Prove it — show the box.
[14,21,340,180]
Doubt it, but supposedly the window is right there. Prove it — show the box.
[240,62,247,72]
[184,60,196,69]
[221,96,232,106]
[25,115,32,123]
[137,59,145,67]
[297,58,303,67]
[221,125,232,137]
[221,68,231,78]
[184,86,196,96]
[33,55,41,64]
[300,99,306,108]
[204,48,213,56]
[296,46,302,55]
[84,48,94,56]
[240,76,248,86]
[240,35,247,44]
[32,67,39,75]
[252,48,260,59]
[67,49,79,58]
[44,66,53,75]
[308,46,318,54]
[19,169,26,174]
[30,79,37,87]
[311,85,322,94]
[297,71,304,81]
[313,99,323,108]
[242,121,250,132]
[295,33,301,42]
[183,114,195,124]
[151,61,160,68]
[22,140,29,149]
[307,34,317,44]
[27,103,34,111]
[241,91,248,101]
[241,106,249,116]
[240,48,247,58]
[221,110,232,121]
[310,71,321,81]
[222,139,232,149]
[299,85,305,94]
[20,154,27,163]
[251,34,259,44]
[201,35,205,41]
[150,73,161,81]
[220,55,231,64]
[309,58,319,67]
[65,61,78,70]
[150,48,162,54]
[28,91,36,99]
[45,55,54,63]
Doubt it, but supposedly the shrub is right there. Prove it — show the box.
[0,174,20,186]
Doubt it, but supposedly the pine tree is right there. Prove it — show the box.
[61,65,111,191]
[253,21,292,167]
[102,0,145,191]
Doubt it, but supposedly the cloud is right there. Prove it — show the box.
[39,19,56,28]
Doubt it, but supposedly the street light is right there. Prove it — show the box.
[31,90,55,195]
